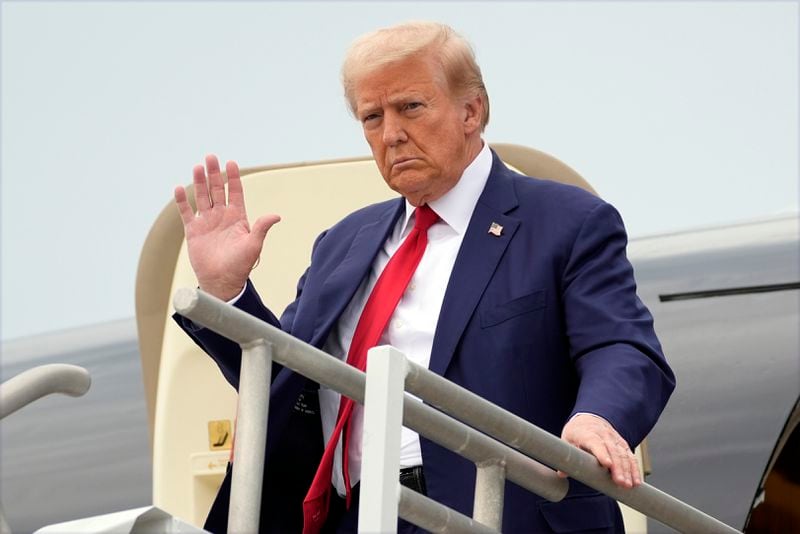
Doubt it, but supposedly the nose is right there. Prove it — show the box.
[382,112,408,146]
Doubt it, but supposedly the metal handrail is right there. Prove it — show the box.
[174,288,740,533]
[403,360,738,533]
[174,289,565,533]
[399,486,496,534]
[0,364,92,534]
[0,364,91,420]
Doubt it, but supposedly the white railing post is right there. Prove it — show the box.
[228,340,272,534]
[358,346,407,534]
[473,461,506,530]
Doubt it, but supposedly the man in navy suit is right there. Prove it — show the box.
[175,21,674,533]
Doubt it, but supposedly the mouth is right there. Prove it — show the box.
[391,157,419,170]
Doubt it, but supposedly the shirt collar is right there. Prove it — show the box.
[401,141,492,235]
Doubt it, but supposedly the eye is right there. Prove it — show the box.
[362,113,381,124]
[404,102,423,111]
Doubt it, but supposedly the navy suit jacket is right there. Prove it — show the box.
[177,153,675,533]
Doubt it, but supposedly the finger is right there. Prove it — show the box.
[205,153,221,175]
[193,164,211,211]
[623,446,641,487]
[631,453,642,486]
[580,436,614,472]
[226,160,245,210]
[595,444,614,472]
[251,214,281,244]
[174,186,195,226]
[609,444,633,488]
[205,154,226,207]
[621,447,634,487]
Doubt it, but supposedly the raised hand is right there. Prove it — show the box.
[174,154,280,301]
[559,413,642,489]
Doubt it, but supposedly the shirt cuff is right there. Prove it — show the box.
[227,284,247,305]
[571,412,609,424]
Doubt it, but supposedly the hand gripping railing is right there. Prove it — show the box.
[174,288,740,534]
[0,364,92,534]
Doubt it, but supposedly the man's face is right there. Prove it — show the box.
[353,54,482,206]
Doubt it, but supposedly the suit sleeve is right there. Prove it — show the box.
[172,231,327,390]
[562,202,675,448]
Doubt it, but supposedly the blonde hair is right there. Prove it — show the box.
[341,21,490,130]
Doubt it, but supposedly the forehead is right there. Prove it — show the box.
[353,55,449,109]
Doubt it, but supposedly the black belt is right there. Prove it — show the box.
[399,465,427,495]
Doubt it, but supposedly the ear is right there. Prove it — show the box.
[461,94,483,135]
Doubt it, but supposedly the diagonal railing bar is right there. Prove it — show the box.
[398,486,497,534]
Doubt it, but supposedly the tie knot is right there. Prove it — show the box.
[414,204,439,232]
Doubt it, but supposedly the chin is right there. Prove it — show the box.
[387,175,428,200]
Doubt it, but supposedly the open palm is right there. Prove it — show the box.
[174,155,280,301]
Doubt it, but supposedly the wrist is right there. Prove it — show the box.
[199,280,246,302]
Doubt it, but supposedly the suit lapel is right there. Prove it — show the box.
[309,199,405,346]
[429,157,520,376]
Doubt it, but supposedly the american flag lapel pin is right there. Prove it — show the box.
[488,222,504,237]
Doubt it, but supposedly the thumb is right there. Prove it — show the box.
[252,214,281,243]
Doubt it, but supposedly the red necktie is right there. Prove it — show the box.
[302,204,439,534]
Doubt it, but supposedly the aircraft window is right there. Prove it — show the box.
[659,282,800,302]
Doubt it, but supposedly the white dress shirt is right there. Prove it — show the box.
[320,142,492,496]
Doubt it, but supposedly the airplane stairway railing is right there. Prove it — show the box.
[0,364,92,534]
[174,287,741,534]
[0,364,91,420]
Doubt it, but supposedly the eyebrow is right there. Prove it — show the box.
[356,104,381,118]
[357,89,430,117]
[387,91,426,106]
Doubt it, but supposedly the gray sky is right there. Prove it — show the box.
[1,1,797,341]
